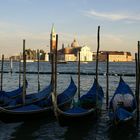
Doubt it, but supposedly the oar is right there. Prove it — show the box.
[0,54,4,91]
[22,39,26,104]
[37,49,40,92]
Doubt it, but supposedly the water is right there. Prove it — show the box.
[0,61,140,140]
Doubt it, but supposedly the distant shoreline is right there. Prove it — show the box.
[0,60,135,63]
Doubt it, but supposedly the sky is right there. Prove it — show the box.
[0,0,140,57]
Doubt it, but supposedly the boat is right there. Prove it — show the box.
[0,81,28,106]
[0,77,77,122]
[52,26,104,126]
[52,78,104,126]
[81,61,88,64]
[21,60,34,63]
[0,86,24,99]
[2,81,52,109]
[108,77,137,126]
[50,60,67,64]
[57,60,67,64]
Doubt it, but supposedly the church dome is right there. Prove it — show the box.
[71,39,79,48]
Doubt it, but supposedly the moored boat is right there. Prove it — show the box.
[0,81,28,106]
[108,77,137,126]
[0,77,77,122]
[2,81,52,109]
[52,78,104,126]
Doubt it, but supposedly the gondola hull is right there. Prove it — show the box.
[0,98,72,123]
[0,77,77,123]
[56,108,101,126]
[53,78,104,126]
[109,110,137,127]
[0,80,28,102]
[2,82,52,109]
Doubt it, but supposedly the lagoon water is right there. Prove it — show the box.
[0,61,140,140]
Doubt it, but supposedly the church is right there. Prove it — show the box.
[57,39,93,62]
[49,25,93,62]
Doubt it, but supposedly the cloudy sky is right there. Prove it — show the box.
[0,0,140,57]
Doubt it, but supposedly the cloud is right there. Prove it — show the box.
[84,10,140,22]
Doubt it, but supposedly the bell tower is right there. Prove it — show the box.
[50,24,56,53]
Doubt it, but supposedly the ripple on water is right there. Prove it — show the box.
[0,121,23,140]
[32,121,67,140]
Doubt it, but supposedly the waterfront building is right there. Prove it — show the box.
[80,45,93,61]
[9,49,47,61]
[98,51,133,62]
[25,49,36,61]
[10,54,20,61]
[45,53,49,61]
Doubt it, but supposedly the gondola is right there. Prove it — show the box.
[52,26,104,126]
[2,81,52,109]
[0,81,28,106]
[0,86,23,99]
[0,77,77,122]
[109,77,137,126]
[52,78,104,126]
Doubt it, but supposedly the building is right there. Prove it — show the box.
[57,39,93,62]
[57,43,77,62]
[9,49,48,61]
[98,51,133,62]
[50,24,57,52]
[10,54,20,61]
[45,53,49,61]
[25,49,36,61]
[48,25,93,62]
[80,45,93,61]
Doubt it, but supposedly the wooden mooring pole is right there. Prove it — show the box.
[54,34,58,99]
[95,26,100,84]
[78,51,81,100]
[95,26,100,109]
[0,54,4,91]
[50,40,54,87]
[19,54,21,88]
[135,53,139,124]
[135,53,138,98]
[22,39,26,105]
[106,52,109,109]
[37,49,40,92]
[10,57,13,74]
[137,41,140,124]
[51,33,58,117]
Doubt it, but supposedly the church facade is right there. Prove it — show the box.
[57,39,93,62]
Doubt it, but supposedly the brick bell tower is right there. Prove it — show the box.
[50,24,56,53]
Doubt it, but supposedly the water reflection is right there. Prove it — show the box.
[108,124,138,140]
[11,117,56,140]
